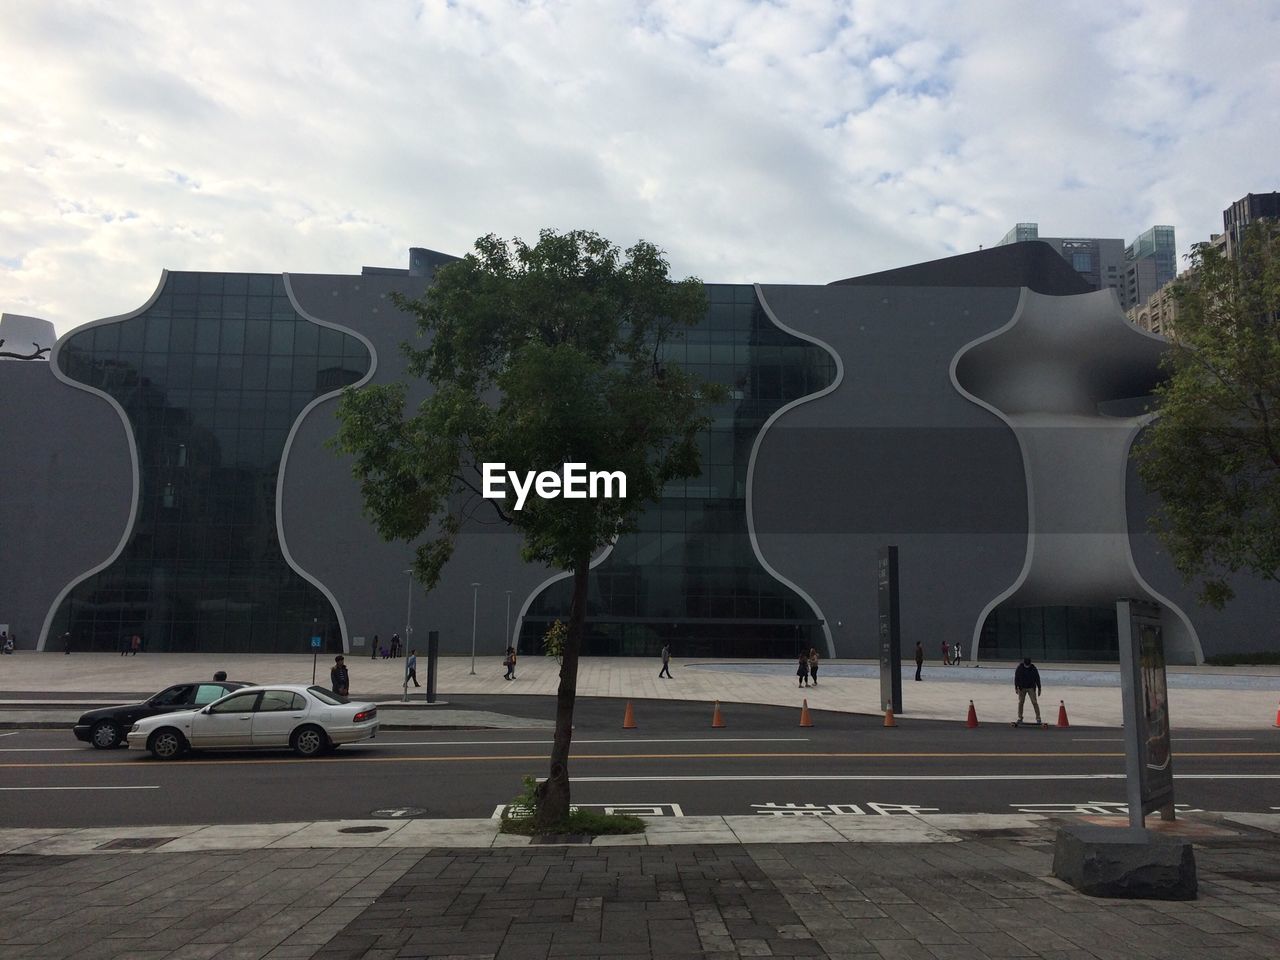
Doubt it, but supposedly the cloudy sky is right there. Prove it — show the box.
[2,0,1277,336]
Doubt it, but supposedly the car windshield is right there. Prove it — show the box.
[307,686,344,705]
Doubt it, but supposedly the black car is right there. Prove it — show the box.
[73,681,252,749]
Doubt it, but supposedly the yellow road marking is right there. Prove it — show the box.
[2,750,1278,769]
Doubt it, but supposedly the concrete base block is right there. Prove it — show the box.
[1052,824,1196,900]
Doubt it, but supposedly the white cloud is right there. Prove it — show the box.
[1,0,1277,334]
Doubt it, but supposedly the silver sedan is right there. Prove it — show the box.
[126,684,379,760]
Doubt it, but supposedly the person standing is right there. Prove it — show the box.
[808,648,820,686]
[62,632,72,655]
[130,634,141,656]
[796,651,809,688]
[370,633,379,660]
[330,655,350,698]
[1014,656,1043,724]
[504,646,517,681]
[941,640,950,665]
[659,643,673,679]
[914,641,924,681]
[405,649,420,687]
[953,641,964,665]
[389,633,400,659]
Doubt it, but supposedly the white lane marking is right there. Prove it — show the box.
[1075,742,1254,747]
[0,786,160,791]
[569,773,1280,782]
[364,737,811,747]
[0,731,20,738]
[0,748,82,752]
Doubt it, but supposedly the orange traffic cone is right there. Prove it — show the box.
[711,701,726,728]
[622,701,637,729]
[965,700,979,728]
[883,705,897,728]
[799,699,814,727]
[1057,700,1070,728]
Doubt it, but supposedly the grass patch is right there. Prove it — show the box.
[1204,651,1280,666]
[498,776,646,837]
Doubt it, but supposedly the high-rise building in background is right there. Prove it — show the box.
[994,224,1125,301]
[1120,225,1177,312]
[1223,191,1280,258]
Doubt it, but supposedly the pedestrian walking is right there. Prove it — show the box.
[370,633,379,660]
[330,655,350,698]
[797,652,809,687]
[941,640,950,665]
[503,646,516,680]
[405,649,420,687]
[62,631,71,654]
[1014,656,1043,724]
[131,634,141,655]
[914,641,924,681]
[658,643,673,678]
[808,647,820,686]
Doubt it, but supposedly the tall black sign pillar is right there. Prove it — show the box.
[426,630,440,704]
[878,546,902,714]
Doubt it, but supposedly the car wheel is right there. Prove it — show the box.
[90,720,122,749]
[291,725,327,758]
[148,728,186,761]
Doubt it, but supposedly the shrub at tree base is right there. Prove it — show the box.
[499,776,646,836]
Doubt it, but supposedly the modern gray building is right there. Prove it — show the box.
[994,224,1125,302]
[3,243,1277,664]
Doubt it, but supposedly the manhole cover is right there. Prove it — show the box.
[371,807,428,818]
[338,826,389,834]
[97,837,177,850]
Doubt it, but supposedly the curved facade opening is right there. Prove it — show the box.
[52,272,370,652]
[519,283,835,659]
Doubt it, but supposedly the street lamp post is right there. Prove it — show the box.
[505,590,512,651]
[470,582,480,676]
[403,569,414,702]
[403,568,414,651]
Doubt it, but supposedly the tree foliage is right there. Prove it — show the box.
[332,229,717,825]
[1135,223,1280,607]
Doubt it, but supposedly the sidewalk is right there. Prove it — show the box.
[2,813,1280,960]
[2,652,1279,729]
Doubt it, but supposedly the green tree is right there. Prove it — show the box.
[1136,222,1280,607]
[332,229,716,827]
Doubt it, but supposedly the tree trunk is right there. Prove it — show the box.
[534,556,589,829]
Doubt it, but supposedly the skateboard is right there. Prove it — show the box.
[1011,719,1049,728]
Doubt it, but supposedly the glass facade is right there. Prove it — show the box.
[978,605,1119,662]
[519,284,838,659]
[53,272,370,652]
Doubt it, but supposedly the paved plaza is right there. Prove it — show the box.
[4,820,1280,960]
[3,653,1280,958]
[3,652,1279,729]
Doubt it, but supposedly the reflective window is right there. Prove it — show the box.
[259,690,305,712]
[54,272,370,653]
[210,692,261,714]
[520,285,837,658]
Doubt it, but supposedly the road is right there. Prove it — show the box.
[2,697,1277,828]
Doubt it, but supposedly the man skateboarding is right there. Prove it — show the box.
[1013,656,1042,725]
